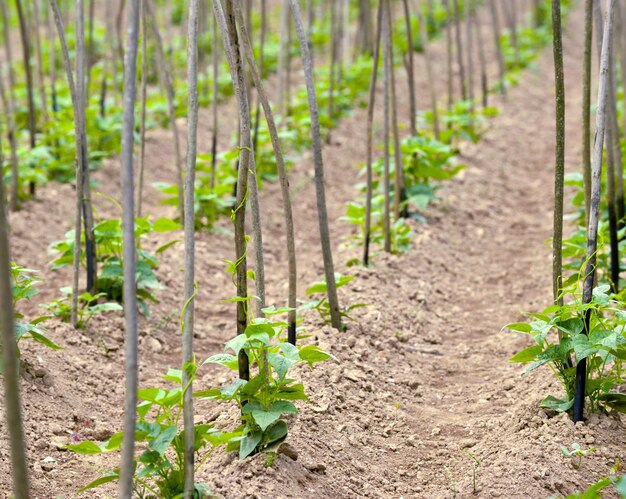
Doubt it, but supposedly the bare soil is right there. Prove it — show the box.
[2,3,625,498]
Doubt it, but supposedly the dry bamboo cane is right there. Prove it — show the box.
[552,0,565,306]
[210,12,220,190]
[235,3,298,344]
[364,0,384,266]
[582,0,593,225]
[575,0,615,424]
[384,0,407,221]
[0,139,30,499]
[15,0,37,196]
[118,0,141,494]
[47,1,58,114]
[137,0,148,217]
[212,0,251,379]
[146,0,185,222]
[593,0,619,290]
[466,0,475,110]
[48,0,89,326]
[289,0,343,330]
[401,0,417,136]
[453,0,467,101]
[76,0,98,297]
[445,0,454,110]
[488,0,506,95]
[0,1,20,211]
[32,0,49,127]
[182,2,200,494]
[473,1,489,108]
[418,9,440,139]
[382,2,392,253]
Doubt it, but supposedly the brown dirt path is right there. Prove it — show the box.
[2,2,625,498]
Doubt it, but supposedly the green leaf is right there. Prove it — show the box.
[156,240,180,254]
[592,285,611,304]
[149,425,178,455]
[224,334,247,355]
[540,395,574,412]
[203,353,238,370]
[89,302,123,314]
[597,393,626,413]
[268,353,295,380]
[277,383,308,401]
[28,330,62,350]
[279,342,301,362]
[65,440,102,455]
[298,345,332,366]
[78,473,119,492]
[509,345,542,363]
[572,335,598,361]
[506,322,532,333]
[555,317,584,336]
[153,218,182,232]
[265,420,288,445]
[239,430,262,459]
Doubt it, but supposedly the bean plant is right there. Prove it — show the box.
[200,312,331,459]
[50,216,180,315]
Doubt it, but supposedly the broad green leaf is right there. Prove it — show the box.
[298,345,332,366]
[153,218,182,232]
[268,353,295,379]
[149,425,178,455]
[265,420,288,445]
[509,345,542,363]
[540,395,573,412]
[203,354,238,370]
[224,336,247,355]
[598,393,626,413]
[555,317,584,336]
[279,342,301,362]
[239,430,262,459]
[572,335,598,361]
[506,322,532,333]
[277,383,308,401]
[65,440,102,455]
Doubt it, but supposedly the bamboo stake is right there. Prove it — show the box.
[235,2,298,344]
[488,0,506,95]
[552,0,565,306]
[402,0,417,136]
[210,11,220,190]
[137,0,148,217]
[0,1,20,211]
[418,9,440,138]
[582,1,593,225]
[182,2,199,494]
[15,0,37,196]
[453,0,467,101]
[118,0,141,493]
[382,2,391,252]
[364,0,383,266]
[0,138,30,499]
[575,0,615,424]
[145,0,185,222]
[213,0,251,379]
[289,0,343,330]
[445,0,454,110]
